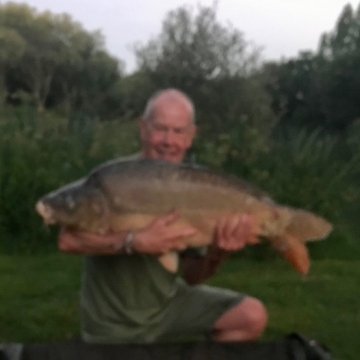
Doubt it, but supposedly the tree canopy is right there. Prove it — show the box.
[134,4,276,145]
[0,2,123,117]
[265,2,360,133]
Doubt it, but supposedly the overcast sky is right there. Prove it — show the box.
[5,0,360,73]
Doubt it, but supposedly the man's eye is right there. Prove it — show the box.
[154,125,166,132]
[175,129,185,134]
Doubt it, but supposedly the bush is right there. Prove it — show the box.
[1,106,360,260]
[0,106,139,253]
[196,126,360,260]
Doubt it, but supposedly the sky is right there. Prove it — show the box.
[5,0,360,73]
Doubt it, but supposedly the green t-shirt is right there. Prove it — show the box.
[80,153,244,344]
[81,152,180,343]
[81,253,179,343]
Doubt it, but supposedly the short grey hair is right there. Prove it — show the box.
[142,88,195,124]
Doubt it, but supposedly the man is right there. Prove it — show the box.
[59,89,267,344]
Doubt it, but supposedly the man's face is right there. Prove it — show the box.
[139,101,196,163]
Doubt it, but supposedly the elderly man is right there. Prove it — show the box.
[59,89,267,344]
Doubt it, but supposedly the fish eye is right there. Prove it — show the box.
[64,194,76,211]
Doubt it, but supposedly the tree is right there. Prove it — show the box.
[134,4,276,142]
[0,25,25,104]
[317,3,360,130]
[1,4,72,110]
[264,3,360,133]
[263,52,328,130]
[0,3,124,117]
[319,4,355,60]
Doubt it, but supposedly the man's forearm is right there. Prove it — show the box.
[58,230,130,255]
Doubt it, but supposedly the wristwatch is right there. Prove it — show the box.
[123,231,135,254]
[114,231,135,254]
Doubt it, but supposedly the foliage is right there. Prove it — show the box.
[134,3,276,138]
[1,5,360,359]
[0,3,123,117]
[263,52,326,130]
[195,125,360,261]
[1,103,360,259]
[264,2,360,133]
[197,126,357,214]
[0,107,138,253]
[135,4,260,80]
[117,71,158,119]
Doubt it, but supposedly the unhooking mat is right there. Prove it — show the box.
[0,333,332,360]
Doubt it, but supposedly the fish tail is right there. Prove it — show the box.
[285,209,332,242]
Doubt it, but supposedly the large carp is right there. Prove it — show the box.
[35,158,332,274]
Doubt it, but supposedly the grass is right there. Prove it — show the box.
[0,253,359,360]
[0,253,82,342]
[212,257,360,360]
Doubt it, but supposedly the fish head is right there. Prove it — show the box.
[35,179,109,234]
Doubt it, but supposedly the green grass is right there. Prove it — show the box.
[0,253,359,359]
[211,257,360,359]
[0,253,82,342]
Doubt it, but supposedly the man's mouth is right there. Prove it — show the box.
[155,148,179,158]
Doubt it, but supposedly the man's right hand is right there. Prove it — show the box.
[132,211,198,254]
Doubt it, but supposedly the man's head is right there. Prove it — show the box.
[139,89,197,163]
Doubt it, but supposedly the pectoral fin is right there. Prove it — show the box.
[158,251,179,273]
[271,233,310,275]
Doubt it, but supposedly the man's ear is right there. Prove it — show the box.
[186,124,197,148]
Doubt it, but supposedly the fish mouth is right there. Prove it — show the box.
[35,201,56,225]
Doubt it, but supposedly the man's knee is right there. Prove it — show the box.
[240,297,268,336]
[213,296,268,338]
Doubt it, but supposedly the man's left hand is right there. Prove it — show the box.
[214,214,259,252]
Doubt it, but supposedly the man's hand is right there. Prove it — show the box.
[132,211,198,254]
[182,214,258,285]
[214,213,259,252]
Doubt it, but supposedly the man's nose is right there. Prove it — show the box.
[163,130,176,144]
